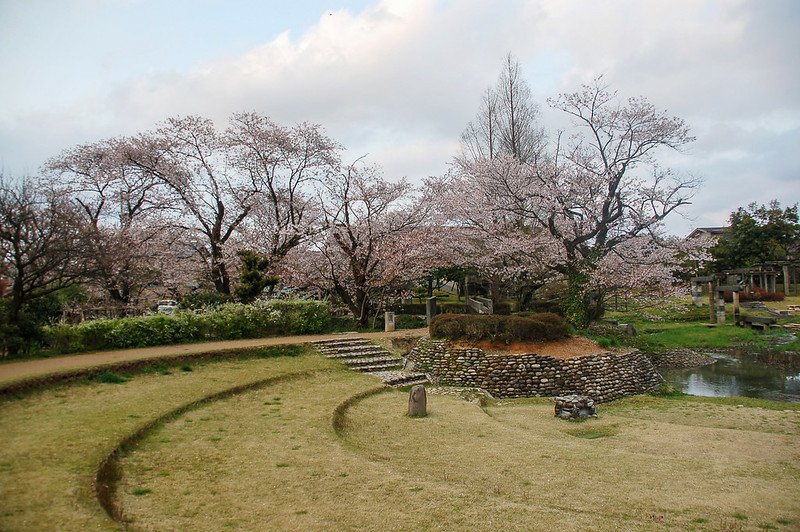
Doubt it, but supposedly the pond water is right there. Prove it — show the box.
[660,351,800,403]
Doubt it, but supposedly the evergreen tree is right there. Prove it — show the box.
[711,201,799,271]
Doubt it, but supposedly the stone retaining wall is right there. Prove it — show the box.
[406,340,662,402]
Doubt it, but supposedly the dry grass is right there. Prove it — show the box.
[1,348,799,531]
[0,348,334,530]
[120,380,799,530]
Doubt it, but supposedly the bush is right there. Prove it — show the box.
[494,303,513,315]
[43,299,331,353]
[518,299,564,315]
[389,303,428,315]
[179,290,231,310]
[429,313,569,344]
[439,302,468,314]
[395,314,427,329]
[723,288,785,303]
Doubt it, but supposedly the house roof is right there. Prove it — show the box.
[686,226,729,239]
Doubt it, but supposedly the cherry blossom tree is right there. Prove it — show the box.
[227,112,339,276]
[285,161,438,326]
[124,114,340,297]
[46,139,166,309]
[451,78,700,325]
[123,115,261,295]
[0,176,87,353]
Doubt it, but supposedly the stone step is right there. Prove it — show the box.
[370,370,429,387]
[343,356,402,368]
[325,349,390,359]
[318,344,387,354]
[313,339,425,386]
[313,338,372,347]
[356,361,404,372]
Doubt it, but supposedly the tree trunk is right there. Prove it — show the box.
[490,276,501,306]
[562,267,590,327]
[210,248,231,294]
[356,289,372,327]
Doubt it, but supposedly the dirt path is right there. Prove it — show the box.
[0,328,429,386]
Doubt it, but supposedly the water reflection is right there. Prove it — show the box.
[660,352,800,403]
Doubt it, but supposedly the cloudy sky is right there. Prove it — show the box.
[1,0,798,235]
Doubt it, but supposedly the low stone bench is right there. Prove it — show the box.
[741,315,777,331]
[554,395,597,420]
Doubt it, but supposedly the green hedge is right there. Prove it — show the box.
[439,302,468,314]
[429,313,569,344]
[44,300,331,353]
[389,303,428,315]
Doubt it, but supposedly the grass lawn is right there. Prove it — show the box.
[631,322,790,352]
[2,347,797,530]
[601,297,799,354]
[0,347,338,530]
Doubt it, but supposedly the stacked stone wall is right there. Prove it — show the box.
[406,340,662,402]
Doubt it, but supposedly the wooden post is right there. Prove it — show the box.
[733,291,740,324]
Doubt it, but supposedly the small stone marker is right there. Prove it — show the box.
[408,384,427,417]
[384,311,396,332]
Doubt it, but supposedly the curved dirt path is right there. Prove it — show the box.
[0,328,428,387]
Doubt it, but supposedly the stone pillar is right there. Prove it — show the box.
[733,291,740,324]
[691,281,702,307]
[426,296,438,325]
[384,311,395,332]
[716,289,726,324]
[408,385,427,417]
[708,282,715,323]
[783,265,790,295]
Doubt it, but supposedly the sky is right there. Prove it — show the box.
[1,0,798,236]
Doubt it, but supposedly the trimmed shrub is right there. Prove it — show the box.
[723,288,785,303]
[429,313,569,344]
[43,299,331,353]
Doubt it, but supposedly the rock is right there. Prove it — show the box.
[408,385,427,417]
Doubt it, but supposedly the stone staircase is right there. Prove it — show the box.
[313,338,428,387]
